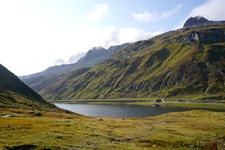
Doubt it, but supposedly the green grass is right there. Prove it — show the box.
[1,108,225,149]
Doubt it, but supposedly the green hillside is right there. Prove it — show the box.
[25,25,225,100]
[0,64,56,110]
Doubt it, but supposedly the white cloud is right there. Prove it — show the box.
[68,52,86,63]
[133,11,157,22]
[88,26,162,49]
[84,4,109,22]
[188,0,225,20]
[175,0,225,29]
[161,4,183,19]
[118,27,155,43]
[133,4,183,23]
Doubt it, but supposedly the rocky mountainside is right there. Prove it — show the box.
[23,17,225,100]
[75,44,129,69]
[184,16,225,28]
[0,64,56,110]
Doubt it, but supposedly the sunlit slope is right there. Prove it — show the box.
[34,25,225,100]
[0,64,56,110]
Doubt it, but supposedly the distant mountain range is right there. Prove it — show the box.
[0,64,56,110]
[21,16,225,100]
[20,43,128,80]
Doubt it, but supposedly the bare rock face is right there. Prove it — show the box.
[183,16,225,28]
[173,29,225,44]
[184,16,209,28]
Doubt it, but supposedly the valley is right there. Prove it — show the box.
[1,16,225,149]
[22,21,225,101]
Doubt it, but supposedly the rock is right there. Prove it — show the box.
[156,121,167,124]
[186,99,194,103]
[152,103,161,107]
[34,112,43,116]
[178,99,184,102]
[2,114,12,118]
[173,29,225,44]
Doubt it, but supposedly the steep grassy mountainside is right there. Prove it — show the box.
[0,64,56,110]
[33,25,225,100]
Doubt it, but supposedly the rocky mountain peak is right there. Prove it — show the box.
[183,16,209,28]
[85,47,107,58]
[92,46,106,51]
[183,16,225,28]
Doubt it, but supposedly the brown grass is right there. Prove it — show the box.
[0,107,225,149]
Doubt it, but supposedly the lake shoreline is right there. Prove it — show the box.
[49,99,225,111]
[54,102,225,118]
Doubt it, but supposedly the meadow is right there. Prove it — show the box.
[1,105,225,150]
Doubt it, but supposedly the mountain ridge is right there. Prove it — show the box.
[183,16,225,28]
[22,17,225,100]
[20,43,128,80]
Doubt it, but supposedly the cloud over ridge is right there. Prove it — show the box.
[188,0,225,20]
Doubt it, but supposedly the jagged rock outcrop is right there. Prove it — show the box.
[183,16,225,28]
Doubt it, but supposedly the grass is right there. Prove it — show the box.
[1,107,225,149]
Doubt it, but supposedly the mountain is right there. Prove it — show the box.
[21,43,129,99]
[0,64,56,110]
[183,16,225,28]
[20,43,128,80]
[33,23,225,100]
[22,17,225,100]
[77,44,129,68]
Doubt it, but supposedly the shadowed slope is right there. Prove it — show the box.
[0,64,56,110]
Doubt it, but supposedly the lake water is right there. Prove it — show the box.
[54,103,213,118]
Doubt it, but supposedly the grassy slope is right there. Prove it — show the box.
[0,64,57,111]
[0,108,225,149]
[38,25,225,100]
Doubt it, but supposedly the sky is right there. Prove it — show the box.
[1,0,225,76]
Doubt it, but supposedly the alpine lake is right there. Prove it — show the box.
[54,101,225,118]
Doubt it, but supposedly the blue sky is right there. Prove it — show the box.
[0,0,225,75]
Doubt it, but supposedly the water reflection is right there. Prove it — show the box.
[55,103,213,118]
